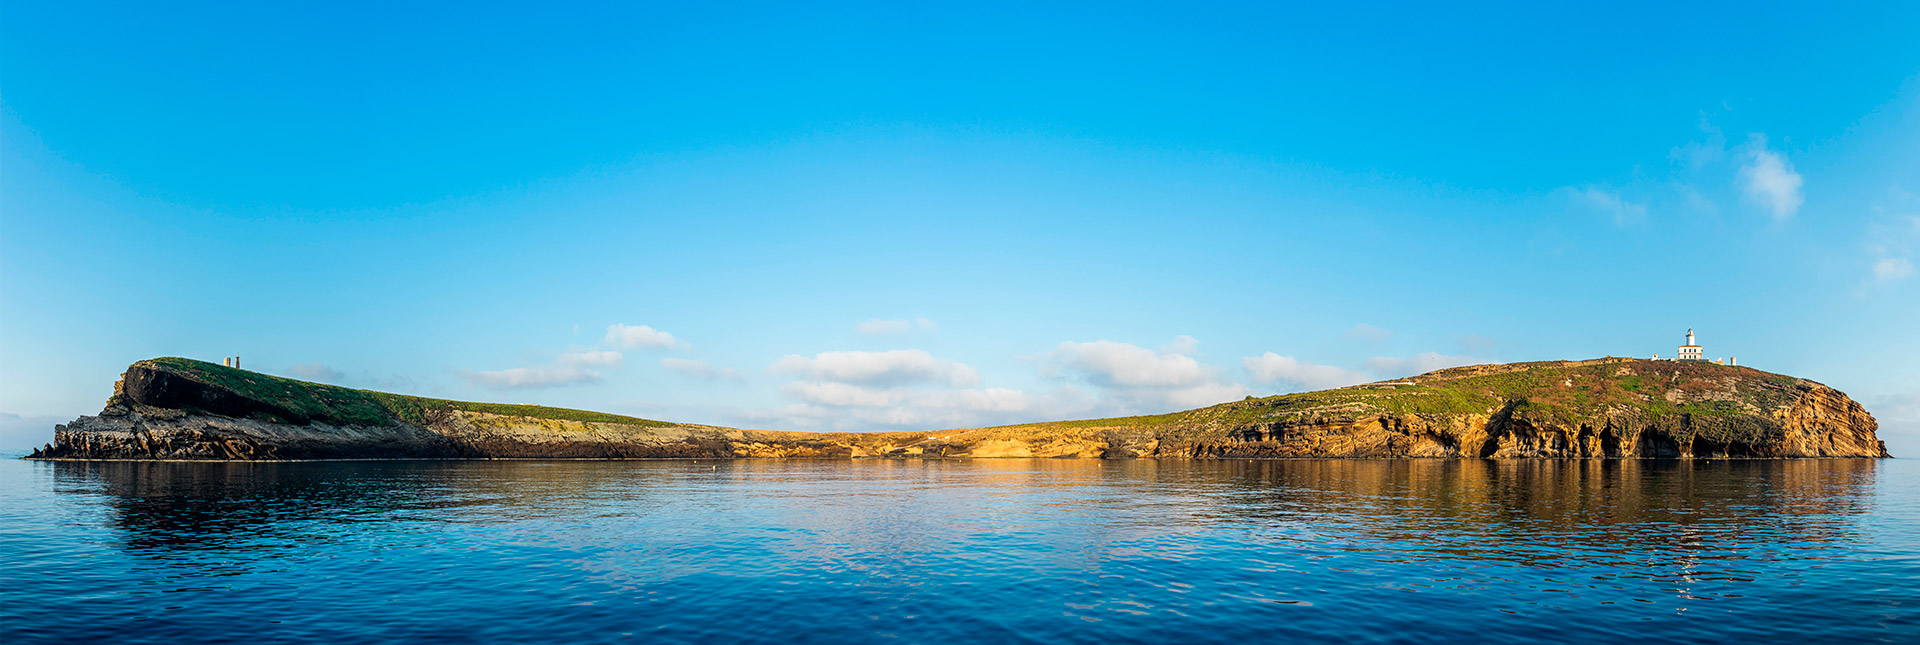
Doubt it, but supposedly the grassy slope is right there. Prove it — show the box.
[974,359,1809,441]
[1405,359,1805,421]
[147,357,676,428]
[144,357,1810,443]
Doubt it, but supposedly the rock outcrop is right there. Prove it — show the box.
[27,357,1889,461]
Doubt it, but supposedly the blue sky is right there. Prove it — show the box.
[4,1,1918,452]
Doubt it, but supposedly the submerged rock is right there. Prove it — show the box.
[27,357,1889,461]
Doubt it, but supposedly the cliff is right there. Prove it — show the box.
[27,356,1889,461]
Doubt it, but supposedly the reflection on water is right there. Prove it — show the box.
[4,458,1914,643]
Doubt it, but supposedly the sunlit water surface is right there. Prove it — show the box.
[3,454,1917,643]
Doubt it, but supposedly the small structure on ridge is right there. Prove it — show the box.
[1655,329,1734,365]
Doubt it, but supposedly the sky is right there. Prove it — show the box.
[3,1,1918,453]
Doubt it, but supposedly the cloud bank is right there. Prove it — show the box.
[1864,198,1919,287]
[1243,351,1484,391]
[559,350,625,367]
[1242,353,1373,390]
[770,349,978,386]
[456,365,603,390]
[1045,339,1249,410]
[1571,186,1649,225]
[759,348,1073,431]
[1874,258,1916,283]
[605,324,687,350]
[455,331,646,390]
[662,357,743,381]
[1738,135,1804,220]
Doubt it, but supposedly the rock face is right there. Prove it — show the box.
[27,357,1889,461]
[1158,359,1888,459]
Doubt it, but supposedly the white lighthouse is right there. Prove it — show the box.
[1677,328,1704,361]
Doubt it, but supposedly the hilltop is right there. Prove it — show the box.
[27,356,1887,460]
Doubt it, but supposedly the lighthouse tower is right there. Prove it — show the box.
[1677,328,1704,361]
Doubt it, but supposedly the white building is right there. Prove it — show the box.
[1678,329,1704,361]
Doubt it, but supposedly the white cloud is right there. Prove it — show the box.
[1669,140,1724,170]
[1561,120,1817,229]
[1046,339,1249,411]
[1342,323,1394,344]
[1570,186,1648,226]
[1676,183,1720,216]
[915,317,937,331]
[750,340,1482,432]
[780,381,903,407]
[764,338,1252,431]
[457,350,623,390]
[453,331,639,391]
[286,362,344,383]
[1152,381,1257,409]
[604,324,687,350]
[1873,258,1915,283]
[1049,340,1210,388]
[1668,114,1726,170]
[1161,334,1199,354]
[770,349,979,386]
[456,365,602,390]
[1242,353,1373,390]
[751,385,1092,432]
[1363,352,1483,378]
[1242,351,1486,392]
[661,357,744,381]
[756,343,1136,431]
[1862,192,1919,287]
[1738,135,1804,220]
[559,350,625,367]
[924,387,1047,414]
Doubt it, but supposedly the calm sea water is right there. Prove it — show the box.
[3,454,1917,643]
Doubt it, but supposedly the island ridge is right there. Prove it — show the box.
[27,356,1889,461]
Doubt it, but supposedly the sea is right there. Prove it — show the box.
[3,453,1916,643]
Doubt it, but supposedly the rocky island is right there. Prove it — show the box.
[27,356,1888,460]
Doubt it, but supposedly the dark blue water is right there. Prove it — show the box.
[3,455,1916,643]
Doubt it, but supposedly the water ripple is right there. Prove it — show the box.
[2,458,1916,643]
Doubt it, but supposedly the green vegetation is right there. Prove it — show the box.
[980,358,1811,440]
[150,357,395,425]
[141,356,1811,445]
[145,357,674,428]
[1034,411,1190,430]
[369,392,674,427]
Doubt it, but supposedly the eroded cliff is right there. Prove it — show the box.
[27,357,1889,460]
